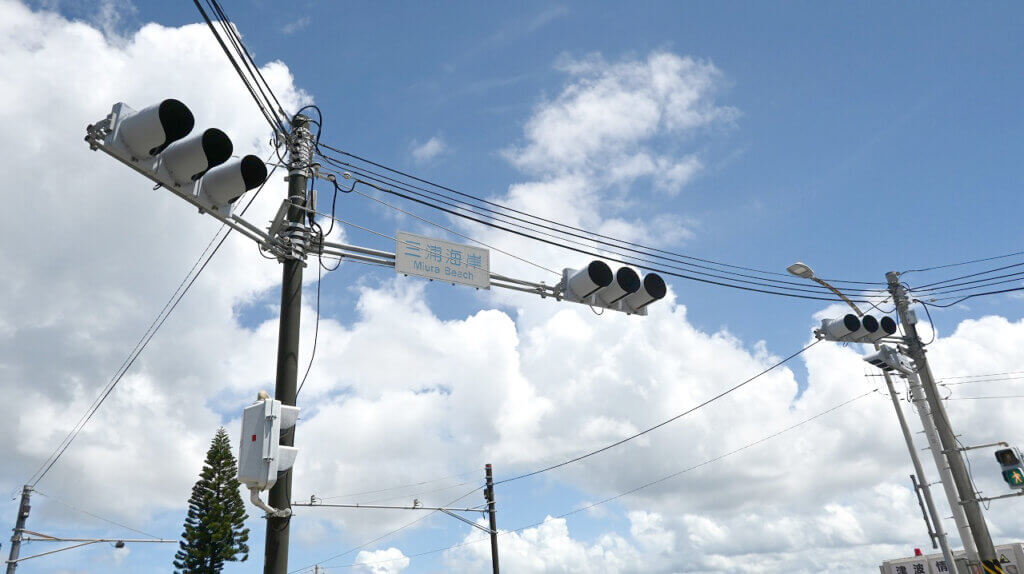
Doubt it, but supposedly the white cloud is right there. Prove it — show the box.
[3,4,1023,572]
[354,547,410,573]
[411,136,447,163]
[504,51,736,196]
[282,16,310,35]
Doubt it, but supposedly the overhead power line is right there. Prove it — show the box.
[287,485,483,574]
[307,387,876,571]
[193,0,288,134]
[33,490,164,540]
[344,177,869,303]
[492,339,821,486]
[26,161,277,487]
[317,160,879,298]
[315,144,885,289]
[901,250,1024,276]
[325,164,874,298]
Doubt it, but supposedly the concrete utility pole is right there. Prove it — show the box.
[787,262,956,570]
[907,370,979,567]
[887,272,1002,572]
[265,114,314,574]
[484,464,500,574]
[5,486,31,574]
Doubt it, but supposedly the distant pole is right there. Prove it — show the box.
[484,464,499,574]
[265,114,314,574]
[888,272,1000,572]
[5,485,31,574]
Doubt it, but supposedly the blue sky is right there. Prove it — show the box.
[3,1,1024,572]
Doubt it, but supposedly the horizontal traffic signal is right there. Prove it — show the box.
[562,260,666,315]
[85,99,268,217]
[818,313,898,343]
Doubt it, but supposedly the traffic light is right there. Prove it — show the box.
[238,394,299,492]
[561,260,666,315]
[862,345,915,375]
[85,99,268,217]
[817,313,898,343]
[994,447,1024,490]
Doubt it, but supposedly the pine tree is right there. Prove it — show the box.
[174,427,250,573]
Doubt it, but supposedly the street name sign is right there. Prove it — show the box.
[395,231,490,289]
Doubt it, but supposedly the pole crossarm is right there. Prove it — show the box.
[319,241,561,300]
[6,541,99,564]
[968,491,1024,504]
[958,441,1010,453]
[438,508,495,534]
[292,502,483,512]
[291,501,495,534]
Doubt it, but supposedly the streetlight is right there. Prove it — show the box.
[787,262,961,572]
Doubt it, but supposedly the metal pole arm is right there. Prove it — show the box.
[6,541,99,564]
[291,502,482,512]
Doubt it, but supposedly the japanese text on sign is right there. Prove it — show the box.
[395,231,490,289]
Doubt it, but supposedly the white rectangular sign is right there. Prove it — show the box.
[395,231,490,289]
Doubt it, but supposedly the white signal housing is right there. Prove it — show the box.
[238,397,299,492]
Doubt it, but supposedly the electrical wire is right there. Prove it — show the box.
[312,387,876,570]
[192,0,286,135]
[316,144,885,288]
[347,177,870,303]
[914,285,1024,308]
[911,270,1024,297]
[205,0,289,129]
[26,160,278,487]
[493,339,821,486]
[943,370,1024,380]
[317,160,882,298]
[287,485,484,573]
[941,376,1024,387]
[945,395,1024,400]
[901,250,1024,277]
[33,490,164,540]
[346,186,559,276]
[208,0,290,122]
[326,164,874,298]
[315,471,479,502]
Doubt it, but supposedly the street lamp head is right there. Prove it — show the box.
[787,261,815,279]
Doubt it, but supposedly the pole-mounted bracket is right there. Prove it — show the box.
[250,488,292,519]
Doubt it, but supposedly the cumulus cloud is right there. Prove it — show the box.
[3,3,1023,573]
[504,51,736,195]
[411,135,448,163]
[354,547,410,573]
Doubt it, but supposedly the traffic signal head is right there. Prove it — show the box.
[116,99,194,158]
[862,345,915,374]
[995,447,1024,490]
[597,266,641,306]
[563,261,665,315]
[87,100,267,218]
[197,154,269,214]
[623,272,667,312]
[160,128,233,185]
[818,313,899,343]
[566,260,613,299]
[238,395,299,492]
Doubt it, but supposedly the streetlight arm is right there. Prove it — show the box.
[811,277,863,316]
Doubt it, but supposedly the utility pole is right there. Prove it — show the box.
[265,114,314,574]
[787,262,957,570]
[907,370,979,567]
[887,272,1001,572]
[484,464,499,574]
[880,370,958,571]
[5,486,31,574]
